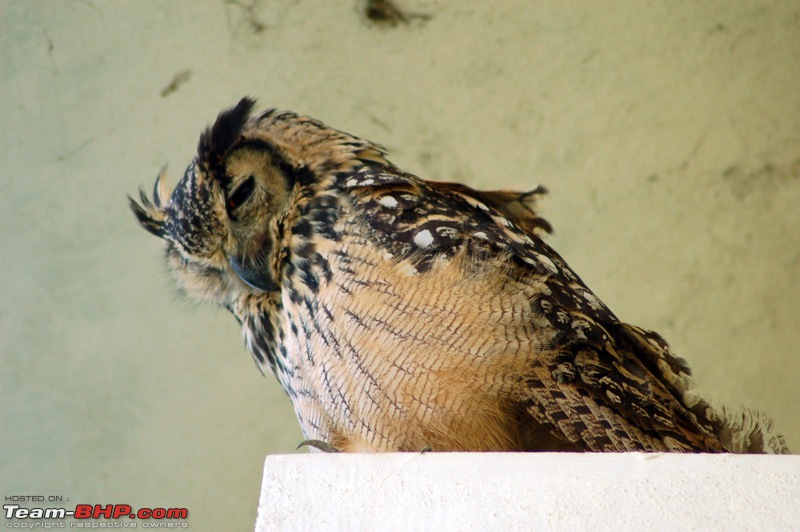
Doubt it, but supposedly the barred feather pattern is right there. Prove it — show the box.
[130,98,790,454]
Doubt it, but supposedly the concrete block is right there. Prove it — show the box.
[256,452,799,531]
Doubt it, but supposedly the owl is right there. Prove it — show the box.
[130,98,788,454]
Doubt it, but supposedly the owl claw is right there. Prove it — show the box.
[297,439,341,453]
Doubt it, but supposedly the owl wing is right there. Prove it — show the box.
[339,163,724,452]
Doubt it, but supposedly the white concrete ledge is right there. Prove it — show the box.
[256,453,799,531]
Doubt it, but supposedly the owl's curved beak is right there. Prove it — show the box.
[229,255,278,292]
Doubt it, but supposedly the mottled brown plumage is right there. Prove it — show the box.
[130,98,788,454]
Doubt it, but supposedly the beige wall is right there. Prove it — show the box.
[2,1,797,529]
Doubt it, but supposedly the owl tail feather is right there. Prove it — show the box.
[617,322,790,454]
[711,406,790,454]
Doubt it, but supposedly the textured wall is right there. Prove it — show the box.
[2,1,798,529]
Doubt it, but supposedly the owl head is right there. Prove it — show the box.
[129,97,389,304]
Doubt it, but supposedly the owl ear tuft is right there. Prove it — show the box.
[129,189,165,237]
[129,166,170,238]
[197,97,257,173]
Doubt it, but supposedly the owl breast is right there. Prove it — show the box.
[273,198,554,452]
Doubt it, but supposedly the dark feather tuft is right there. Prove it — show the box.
[197,97,257,174]
[128,190,164,237]
[152,165,166,208]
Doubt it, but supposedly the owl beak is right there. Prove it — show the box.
[229,255,278,292]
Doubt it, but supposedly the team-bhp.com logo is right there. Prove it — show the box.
[4,501,188,528]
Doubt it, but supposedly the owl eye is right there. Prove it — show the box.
[227,175,255,211]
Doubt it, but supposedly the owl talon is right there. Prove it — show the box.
[297,439,341,453]
[420,446,432,453]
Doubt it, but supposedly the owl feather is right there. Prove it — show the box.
[130,98,789,454]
